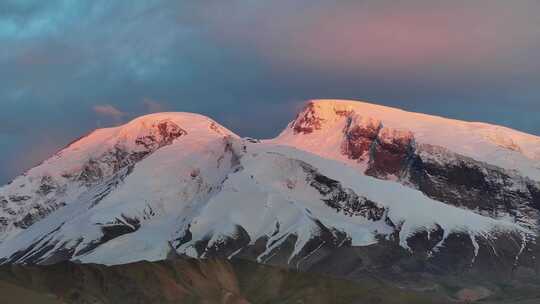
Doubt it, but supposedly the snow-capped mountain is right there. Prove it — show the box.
[274,100,540,231]
[1,100,539,278]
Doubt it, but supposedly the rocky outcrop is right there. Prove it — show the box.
[301,162,386,220]
[366,127,415,178]
[339,113,416,179]
[341,115,382,161]
[291,103,325,134]
[406,145,540,230]
[134,120,187,150]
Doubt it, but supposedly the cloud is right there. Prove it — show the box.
[1,0,540,184]
[93,104,125,119]
[191,0,540,83]
[142,98,166,113]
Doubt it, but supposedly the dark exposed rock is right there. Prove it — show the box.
[75,215,142,258]
[405,225,444,258]
[527,183,540,210]
[470,232,528,278]
[14,214,36,229]
[78,159,104,185]
[236,236,269,261]
[405,145,540,229]
[88,166,134,208]
[181,225,252,259]
[259,234,299,266]
[174,225,193,249]
[0,197,7,208]
[4,224,65,264]
[341,116,382,161]
[158,120,186,143]
[209,121,225,135]
[203,226,251,258]
[193,238,210,257]
[37,176,56,196]
[100,216,141,244]
[428,232,476,274]
[135,120,187,150]
[13,202,66,229]
[222,136,242,169]
[39,240,82,265]
[8,195,31,202]
[20,240,58,265]
[292,103,325,134]
[300,162,386,221]
[334,108,354,117]
[338,112,416,178]
[244,137,260,144]
[289,219,351,270]
[366,127,415,178]
[5,242,41,264]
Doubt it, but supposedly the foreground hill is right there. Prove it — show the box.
[1,257,539,304]
[0,257,465,304]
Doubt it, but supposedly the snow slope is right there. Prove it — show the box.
[0,138,529,265]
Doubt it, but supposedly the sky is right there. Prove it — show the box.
[1,0,540,184]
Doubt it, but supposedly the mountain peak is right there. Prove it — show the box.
[123,112,217,127]
[64,111,232,153]
[276,99,540,181]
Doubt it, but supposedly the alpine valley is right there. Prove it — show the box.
[2,100,540,303]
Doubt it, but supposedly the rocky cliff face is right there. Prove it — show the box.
[331,108,540,231]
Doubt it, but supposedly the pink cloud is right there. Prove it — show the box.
[142,98,166,113]
[93,104,126,119]
[195,0,540,80]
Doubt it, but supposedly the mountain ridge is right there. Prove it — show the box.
[0,99,539,287]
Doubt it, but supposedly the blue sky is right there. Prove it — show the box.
[1,0,540,183]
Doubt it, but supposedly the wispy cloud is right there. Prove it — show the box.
[142,98,166,113]
[93,104,125,119]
